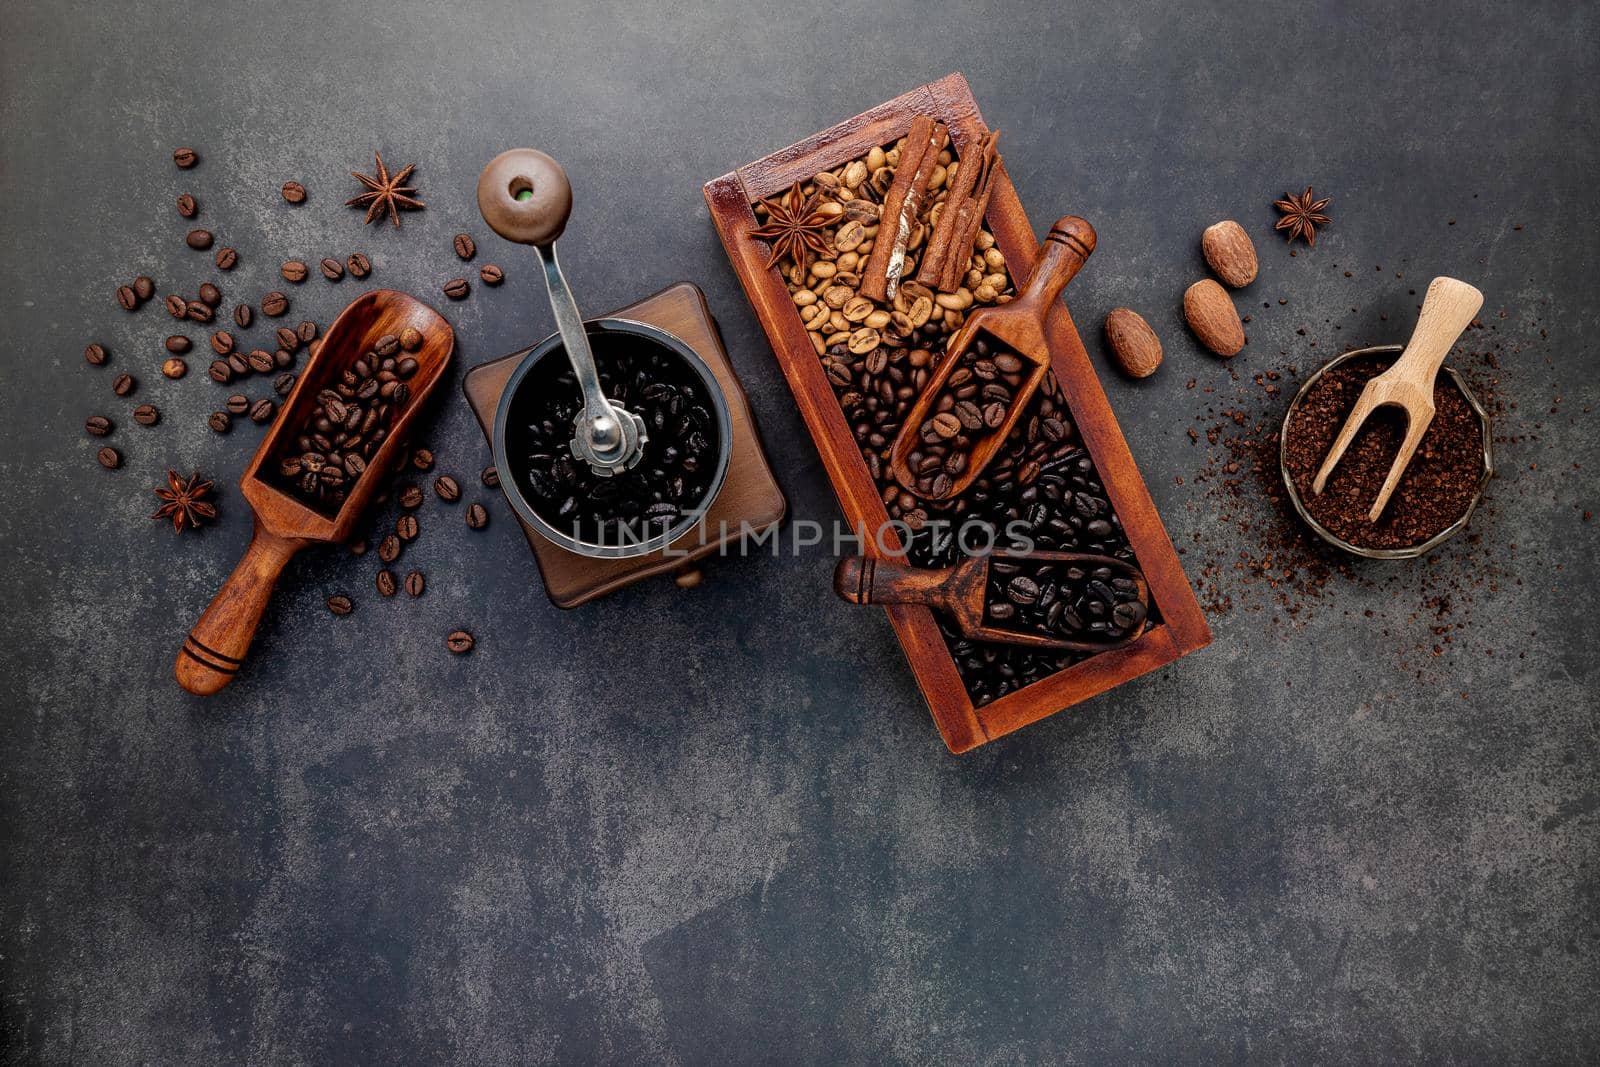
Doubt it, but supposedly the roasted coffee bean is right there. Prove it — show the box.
[296,320,317,343]
[399,485,424,509]
[376,569,398,597]
[185,229,213,250]
[248,398,275,423]
[276,326,299,351]
[232,303,252,328]
[225,394,249,414]
[112,373,135,397]
[480,465,499,488]
[207,411,231,433]
[173,146,198,168]
[479,264,504,286]
[274,372,296,396]
[85,415,113,437]
[214,246,238,271]
[326,594,354,616]
[199,282,221,307]
[346,252,371,278]
[84,342,108,365]
[280,180,307,204]
[453,233,476,260]
[1006,576,1041,605]
[165,294,187,318]
[273,348,293,369]
[161,358,187,379]
[165,335,191,353]
[132,404,159,426]
[446,630,474,654]
[97,446,121,469]
[318,257,343,281]
[261,291,288,317]
[442,277,470,300]
[205,331,231,356]
[433,475,460,502]
[208,360,233,383]
[280,260,308,283]
[399,327,423,351]
[227,353,248,375]
[176,193,197,218]
[403,570,425,597]
[377,534,401,563]
[133,276,155,301]
[186,301,213,323]
[117,285,139,310]
[412,448,434,471]
[247,349,274,374]
[465,502,488,529]
[395,514,419,541]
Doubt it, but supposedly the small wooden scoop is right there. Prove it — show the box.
[889,216,1095,501]
[175,289,454,695]
[833,550,1148,652]
[1312,276,1483,521]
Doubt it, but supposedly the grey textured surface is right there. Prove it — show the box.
[2,0,1596,1062]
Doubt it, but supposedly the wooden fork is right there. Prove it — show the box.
[1312,276,1483,521]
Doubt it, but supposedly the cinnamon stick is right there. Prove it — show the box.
[861,117,948,303]
[936,130,1003,294]
[917,128,1001,291]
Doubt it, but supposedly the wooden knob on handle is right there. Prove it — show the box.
[476,148,573,247]
[175,525,299,695]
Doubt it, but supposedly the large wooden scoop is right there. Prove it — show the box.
[175,289,454,695]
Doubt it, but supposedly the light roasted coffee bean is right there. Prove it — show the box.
[161,358,187,379]
[280,260,308,283]
[399,327,423,351]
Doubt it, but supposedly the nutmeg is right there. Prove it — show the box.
[1184,279,1245,357]
[1201,220,1258,288]
[1103,308,1163,378]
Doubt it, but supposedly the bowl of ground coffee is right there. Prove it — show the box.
[1280,345,1492,559]
[492,318,732,558]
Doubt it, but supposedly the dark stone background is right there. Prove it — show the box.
[2,1,1595,1062]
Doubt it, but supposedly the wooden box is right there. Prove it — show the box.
[704,73,1210,753]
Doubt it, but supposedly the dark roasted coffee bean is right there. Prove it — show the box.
[165,335,191,353]
[173,146,198,168]
[399,327,423,351]
[214,246,238,271]
[433,475,460,502]
[232,302,252,328]
[97,446,121,469]
[274,372,296,396]
[207,411,231,433]
[133,404,159,426]
[208,360,233,383]
[209,331,233,355]
[374,333,400,358]
[226,394,249,414]
[376,569,398,597]
[247,349,274,373]
[378,534,401,563]
[479,264,504,286]
[1006,576,1041,605]
[404,570,425,597]
[412,448,434,471]
[84,342,108,365]
[186,301,212,323]
[85,415,113,437]
[280,260,308,283]
[165,294,187,318]
[1112,601,1146,630]
[176,193,197,218]
[161,358,187,379]
[261,291,288,317]
[326,594,353,616]
[185,229,213,250]
[227,353,248,375]
[117,285,138,310]
[319,257,344,281]
[445,630,474,654]
[274,348,292,369]
[395,514,419,541]
[480,465,499,488]
[199,282,221,307]
[398,485,424,509]
[276,326,299,351]
[442,277,470,300]
[248,398,275,423]
[346,252,370,278]
[133,275,155,301]
[396,356,418,377]
[296,320,317,343]
[465,502,488,529]
[280,180,307,204]
[112,373,135,397]
[453,232,476,260]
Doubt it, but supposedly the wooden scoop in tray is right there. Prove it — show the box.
[833,550,1149,652]
[889,216,1095,502]
[175,289,454,695]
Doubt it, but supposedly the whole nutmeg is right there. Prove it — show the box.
[1184,279,1245,357]
[1201,220,1258,288]
[1103,308,1163,378]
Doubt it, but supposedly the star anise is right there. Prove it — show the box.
[346,152,425,228]
[1273,186,1332,246]
[151,470,217,534]
[747,182,835,273]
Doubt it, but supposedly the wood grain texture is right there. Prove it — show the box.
[704,72,1211,753]
[462,282,787,608]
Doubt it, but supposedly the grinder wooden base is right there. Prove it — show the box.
[463,282,786,608]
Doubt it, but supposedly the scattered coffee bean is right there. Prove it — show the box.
[226,353,247,375]
[185,229,213,250]
[396,514,419,541]
[465,502,488,529]
[84,342,108,366]
[208,411,232,433]
[165,335,191,353]
[434,475,460,502]
[276,326,300,351]
[208,360,233,384]
[210,331,234,355]
[116,285,138,311]
[291,322,314,346]
[176,193,197,218]
[173,147,198,168]
[112,373,135,397]
[442,278,470,300]
[376,569,398,597]
[185,300,212,323]
[453,233,476,260]
[226,394,250,414]
[85,415,113,437]
[412,448,434,471]
[479,264,504,286]
[214,247,238,271]
[280,260,308,283]
[445,630,474,654]
[346,252,371,278]
[326,594,354,616]
[133,276,155,301]
[161,358,187,379]
[318,257,344,281]
[378,534,401,563]
[165,294,187,318]
[242,349,270,374]
[404,570,425,597]
[232,303,252,328]
[480,465,499,488]
[133,404,160,426]
[399,327,423,351]
[97,446,121,469]
[273,372,296,396]
[261,291,288,317]
[273,348,293,369]
[198,282,221,307]
[280,180,307,204]
[399,485,424,509]
[248,398,275,423]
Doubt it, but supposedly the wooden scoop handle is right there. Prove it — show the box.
[1009,216,1097,321]
[476,148,574,247]
[1390,276,1484,384]
[175,525,301,696]
[834,556,962,613]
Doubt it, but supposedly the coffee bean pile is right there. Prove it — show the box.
[505,335,720,547]
[770,136,1151,706]
[986,557,1147,642]
[903,336,1027,498]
